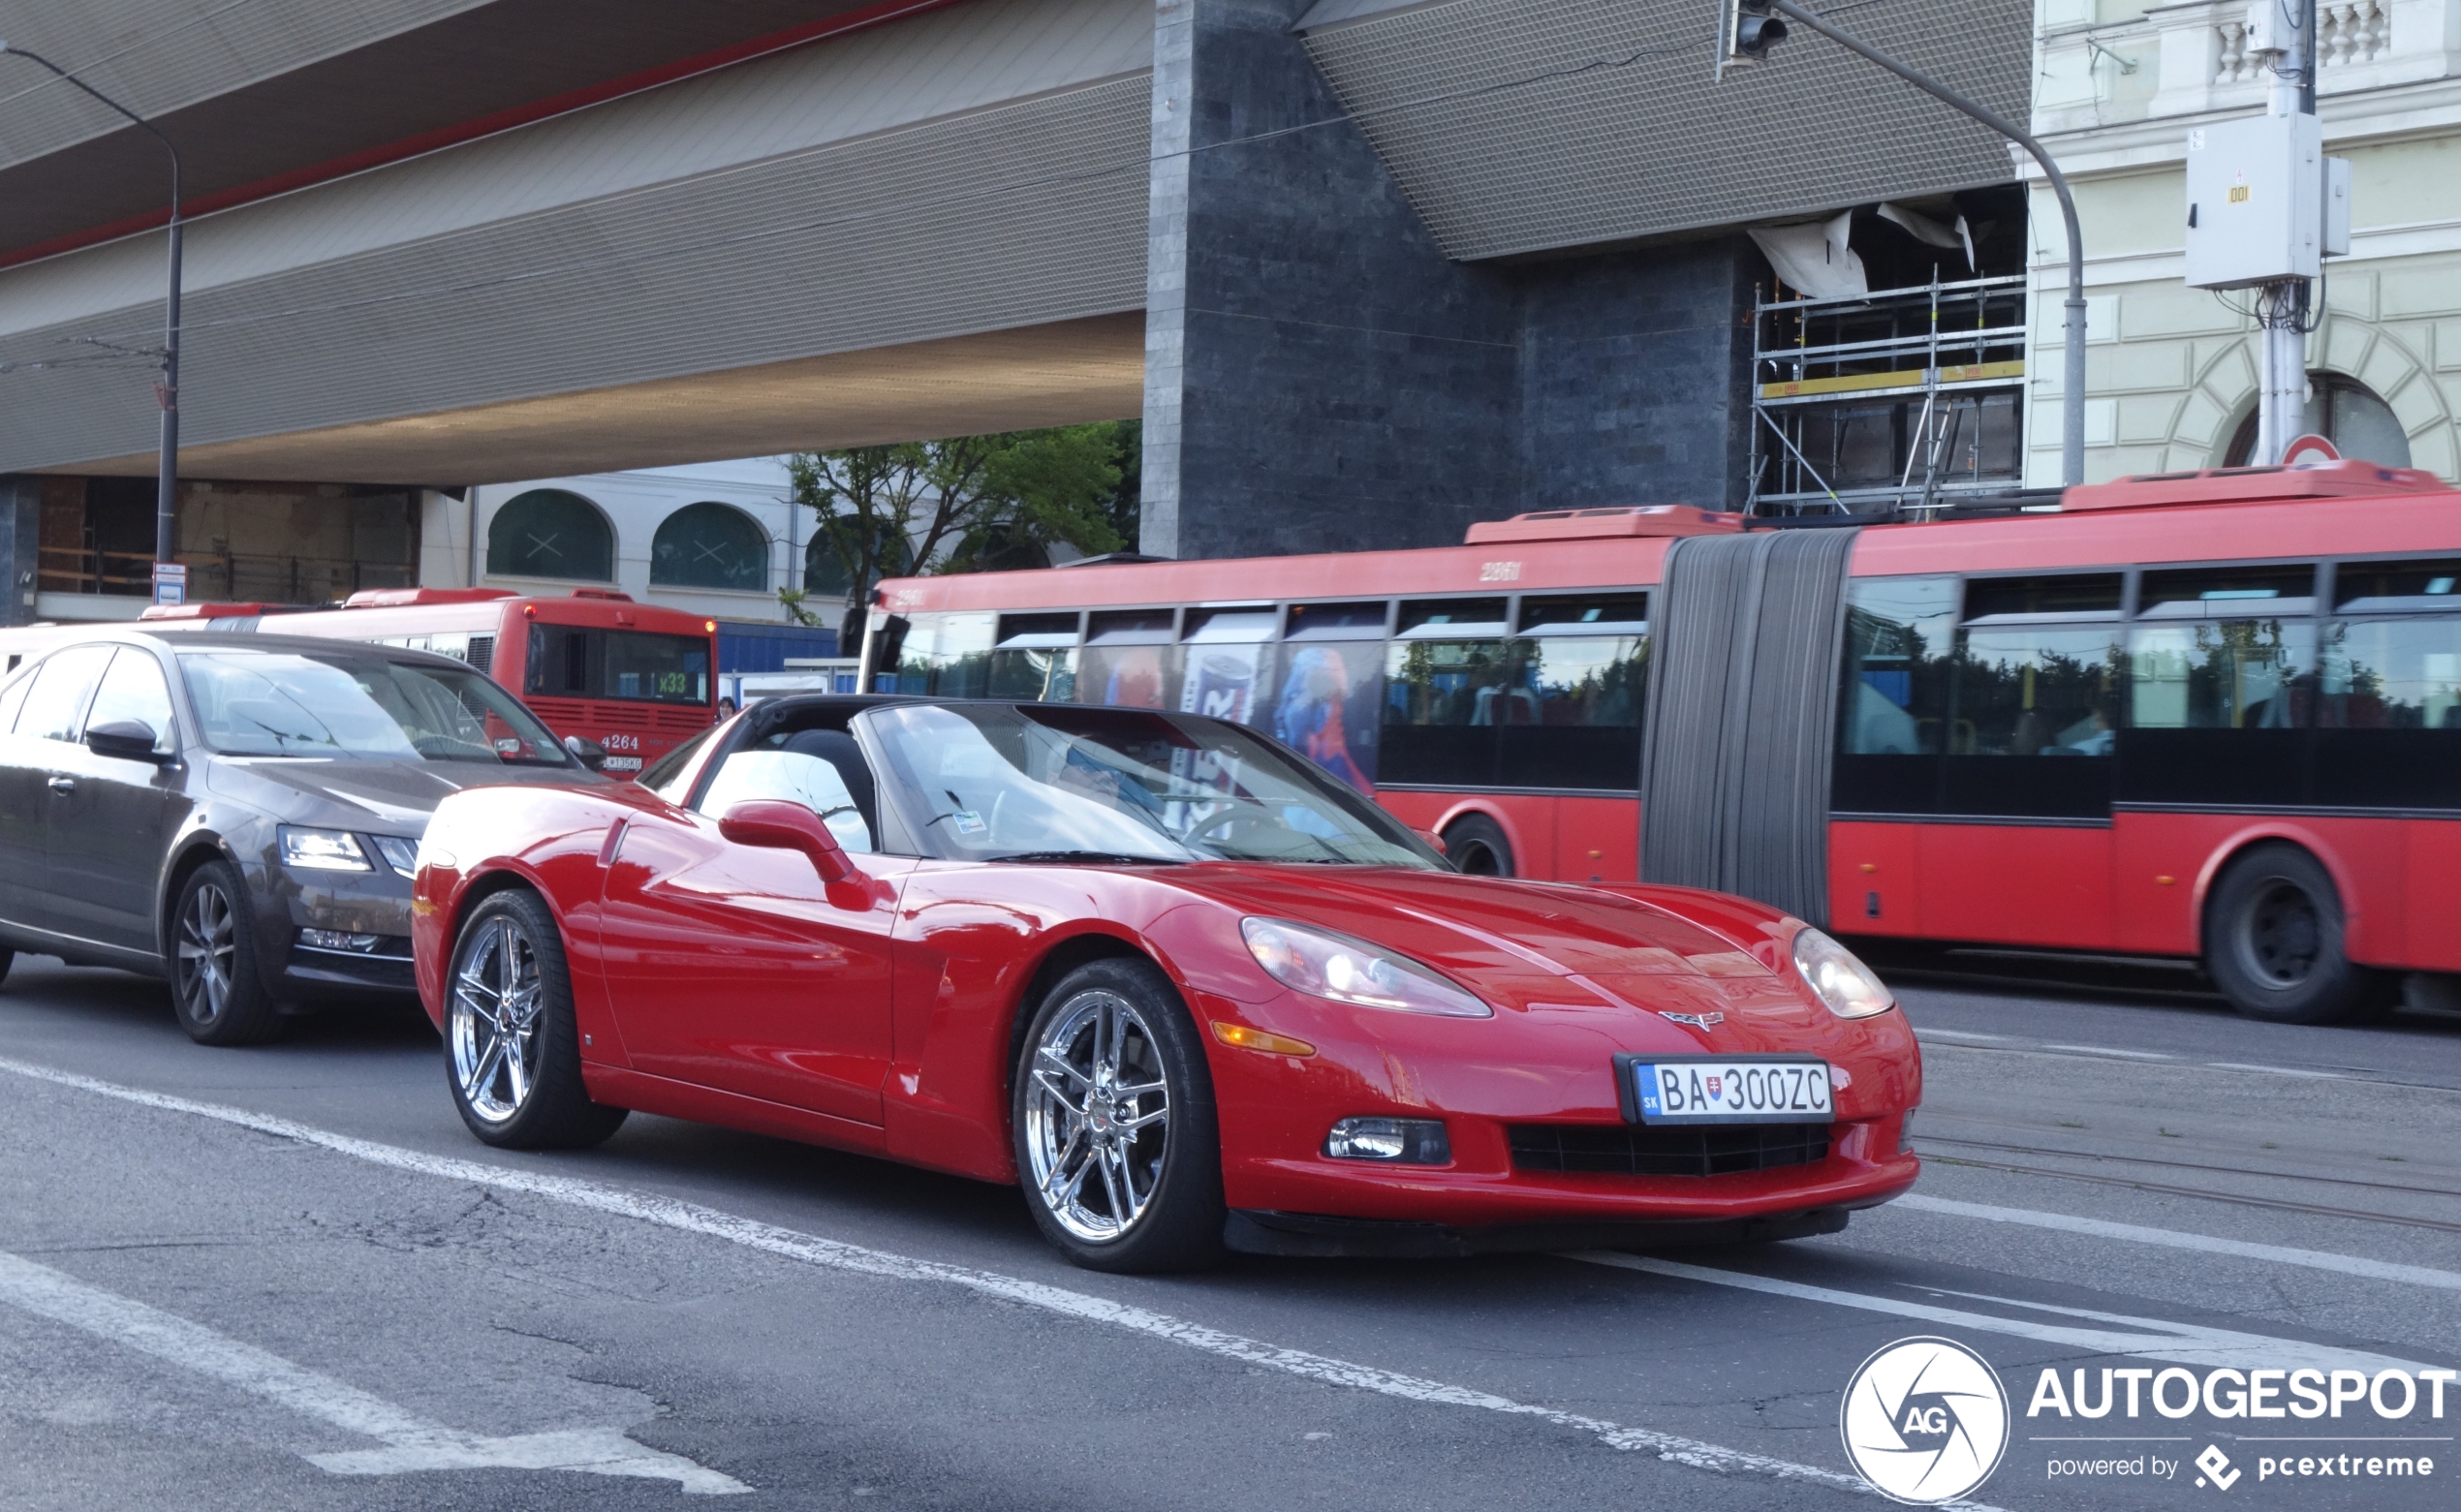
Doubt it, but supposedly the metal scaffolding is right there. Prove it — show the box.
[1747,272,2029,517]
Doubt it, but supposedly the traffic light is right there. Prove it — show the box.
[1724,0,1788,63]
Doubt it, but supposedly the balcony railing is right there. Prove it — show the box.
[2037,0,2461,135]
[37,547,414,604]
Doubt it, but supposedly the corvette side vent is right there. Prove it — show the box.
[1508,1123,1831,1178]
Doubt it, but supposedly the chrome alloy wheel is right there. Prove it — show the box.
[1024,989,1172,1244]
[2238,879,2321,988]
[451,915,546,1125]
[175,882,238,1024]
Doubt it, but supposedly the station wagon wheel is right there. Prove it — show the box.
[171,860,279,1046]
[444,889,628,1150]
[2205,843,2384,1025]
[1014,958,1222,1272]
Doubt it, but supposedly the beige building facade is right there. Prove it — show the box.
[2029,0,2461,483]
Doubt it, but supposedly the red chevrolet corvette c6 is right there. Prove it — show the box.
[411,694,1920,1271]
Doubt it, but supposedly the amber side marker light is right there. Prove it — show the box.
[1211,1021,1316,1058]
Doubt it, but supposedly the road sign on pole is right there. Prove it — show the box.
[152,562,187,606]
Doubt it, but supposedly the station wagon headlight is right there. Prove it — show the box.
[1792,926,1895,1019]
[367,835,421,878]
[278,826,371,872]
[1241,917,1491,1018]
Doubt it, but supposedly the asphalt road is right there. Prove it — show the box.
[0,954,2455,1512]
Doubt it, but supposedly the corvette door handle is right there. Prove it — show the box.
[46,776,74,795]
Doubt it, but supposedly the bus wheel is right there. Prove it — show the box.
[1442,815,1514,878]
[2204,844,2382,1024]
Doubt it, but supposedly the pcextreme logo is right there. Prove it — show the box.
[1841,1336,2010,1504]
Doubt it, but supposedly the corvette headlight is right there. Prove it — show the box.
[1240,917,1491,1018]
[1792,926,1895,1019]
[278,826,371,872]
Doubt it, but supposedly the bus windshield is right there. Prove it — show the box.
[178,649,571,764]
[862,702,1442,868]
[525,625,711,706]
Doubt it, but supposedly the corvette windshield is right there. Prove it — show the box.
[862,702,1441,867]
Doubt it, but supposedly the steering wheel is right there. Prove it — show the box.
[1182,800,1269,846]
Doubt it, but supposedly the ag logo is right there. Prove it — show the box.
[1840,1336,2009,1504]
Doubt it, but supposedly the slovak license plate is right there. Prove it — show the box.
[601,756,642,773]
[1621,1055,1833,1125]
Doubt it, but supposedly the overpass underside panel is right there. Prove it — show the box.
[55,314,1147,482]
[0,1,1153,482]
[1298,0,2029,262]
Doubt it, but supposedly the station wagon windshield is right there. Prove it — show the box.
[862,702,1441,867]
[178,649,569,764]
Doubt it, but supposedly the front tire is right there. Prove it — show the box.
[171,862,281,1046]
[1013,958,1223,1273]
[2205,844,2383,1024]
[445,889,627,1149]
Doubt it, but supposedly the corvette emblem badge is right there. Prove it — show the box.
[1658,1010,1725,1029]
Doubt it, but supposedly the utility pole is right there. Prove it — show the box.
[2258,0,2318,463]
[0,43,184,568]
[1733,1,2090,488]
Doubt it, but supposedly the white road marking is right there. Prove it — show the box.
[1894,1193,2461,1292]
[0,1250,747,1494]
[1565,1252,2444,1376]
[2199,1061,2348,1080]
[1911,1030,2010,1044]
[0,1056,1982,1509]
[2039,1044,2173,1061]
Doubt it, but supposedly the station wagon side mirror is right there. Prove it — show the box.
[718,799,857,885]
[563,734,608,771]
[85,719,172,764]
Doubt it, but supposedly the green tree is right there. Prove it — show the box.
[938,422,1131,574]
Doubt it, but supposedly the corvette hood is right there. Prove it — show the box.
[1168,865,1828,1036]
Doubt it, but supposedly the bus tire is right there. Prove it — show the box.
[2203,844,2383,1025]
[1442,814,1515,878]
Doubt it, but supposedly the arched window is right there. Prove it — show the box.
[651,503,768,592]
[2224,374,2414,468]
[486,489,613,581]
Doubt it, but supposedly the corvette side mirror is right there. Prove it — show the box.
[719,799,857,885]
[1414,828,1448,857]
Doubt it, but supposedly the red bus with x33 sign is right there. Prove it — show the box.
[859,461,2461,1024]
[142,588,719,775]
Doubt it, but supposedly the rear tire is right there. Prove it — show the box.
[171,862,282,1046]
[0,948,13,989]
[1442,814,1515,878]
[2204,844,2383,1024]
[445,889,627,1150]
[1013,958,1224,1273]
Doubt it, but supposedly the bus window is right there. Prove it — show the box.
[1833,576,1955,815]
[1945,575,2121,818]
[1080,609,1178,710]
[2314,561,2461,808]
[888,612,995,696]
[2121,566,2316,808]
[1267,640,1382,790]
[1383,599,1511,787]
[1500,634,1645,790]
[988,612,1080,701]
[525,625,712,705]
[1179,606,1275,725]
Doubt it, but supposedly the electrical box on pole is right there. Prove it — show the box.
[2184,113,2322,289]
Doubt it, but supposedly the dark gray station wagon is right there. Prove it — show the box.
[0,631,604,1045]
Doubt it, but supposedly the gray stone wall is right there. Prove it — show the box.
[1140,0,1760,560]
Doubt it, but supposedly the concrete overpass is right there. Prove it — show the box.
[0,0,2029,598]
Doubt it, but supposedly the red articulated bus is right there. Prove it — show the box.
[859,461,2461,1024]
[141,587,718,775]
